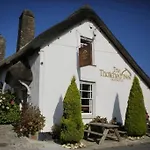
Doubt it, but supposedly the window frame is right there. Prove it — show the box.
[80,80,95,118]
[80,36,92,47]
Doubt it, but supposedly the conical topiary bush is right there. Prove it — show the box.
[60,76,84,144]
[125,76,146,136]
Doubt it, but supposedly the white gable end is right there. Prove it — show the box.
[39,21,150,132]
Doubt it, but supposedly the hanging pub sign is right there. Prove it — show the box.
[100,67,132,82]
[79,44,92,67]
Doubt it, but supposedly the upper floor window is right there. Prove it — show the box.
[79,36,92,67]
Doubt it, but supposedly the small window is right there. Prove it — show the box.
[80,81,94,114]
[80,36,92,47]
[79,36,92,67]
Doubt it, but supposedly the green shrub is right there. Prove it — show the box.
[0,91,20,124]
[14,102,45,137]
[125,76,147,136]
[51,124,61,139]
[60,76,84,144]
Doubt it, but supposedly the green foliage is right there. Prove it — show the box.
[90,116,108,124]
[60,76,84,144]
[125,76,147,136]
[0,91,20,124]
[51,124,61,139]
[14,102,45,137]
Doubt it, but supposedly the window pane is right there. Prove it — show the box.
[82,84,90,91]
[81,106,89,113]
[81,99,89,105]
[89,99,93,113]
[90,92,92,98]
[82,91,91,98]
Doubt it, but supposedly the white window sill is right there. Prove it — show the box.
[82,113,94,119]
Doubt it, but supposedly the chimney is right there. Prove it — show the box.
[0,35,5,61]
[16,10,35,52]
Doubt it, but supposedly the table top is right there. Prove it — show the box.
[89,122,119,128]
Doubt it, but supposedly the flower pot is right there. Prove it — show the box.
[29,132,38,140]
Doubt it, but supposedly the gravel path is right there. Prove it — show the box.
[1,125,150,150]
[0,125,40,150]
[100,143,150,150]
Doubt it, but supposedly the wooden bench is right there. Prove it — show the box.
[84,122,121,144]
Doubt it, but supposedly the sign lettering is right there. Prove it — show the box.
[100,67,132,82]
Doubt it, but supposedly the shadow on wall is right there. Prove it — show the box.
[53,95,63,125]
[112,93,123,125]
[39,96,64,141]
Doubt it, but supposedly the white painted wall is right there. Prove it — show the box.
[39,45,80,132]
[40,21,150,132]
[28,52,40,106]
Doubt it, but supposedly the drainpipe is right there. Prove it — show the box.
[19,80,31,103]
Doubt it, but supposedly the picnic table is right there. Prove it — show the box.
[84,122,121,144]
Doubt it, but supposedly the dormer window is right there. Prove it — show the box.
[79,36,92,67]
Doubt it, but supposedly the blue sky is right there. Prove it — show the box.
[0,0,150,77]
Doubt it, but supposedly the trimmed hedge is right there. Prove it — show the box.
[60,76,84,144]
[125,76,147,136]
